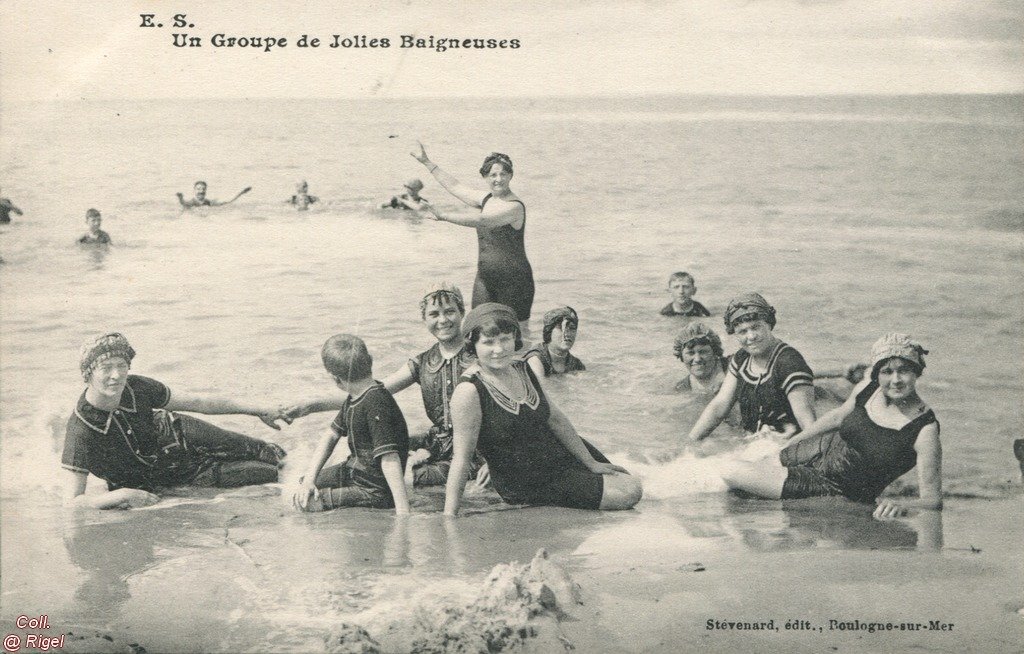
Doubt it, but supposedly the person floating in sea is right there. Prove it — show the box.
[673,322,728,394]
[660,272,711,317]
[77,208,111,245]
[688,292,817,441]
[719,333,942,520]
[291,334,410,514]
[287,180,319,211]
[443,303,641,516]
[525,306,586,378]
[176,180,251,209]
[62,333,288,510]
[410,143,535,333]
[0,189,23,224]
[380,178,426,210]
[284,283,484,488]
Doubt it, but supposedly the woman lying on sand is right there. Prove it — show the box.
[62,333,287,509]
[720,333,942,519]
[443,303,642,516]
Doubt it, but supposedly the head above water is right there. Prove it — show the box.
[667,271,695,287]
[462,303,522,356]
[404,178,424,193]
[321,334,373,383]
[542,306,579,345]
[673,322,724,361]
[296,180,308,193]
[724,292,777,335]
[869,332,927,381]
[479,152,514,177]
[419,281,465,319]
[80,332,136,382]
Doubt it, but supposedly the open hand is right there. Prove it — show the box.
[116,488,160,508]
[256,409,287,430]
[292,479,321,511]
[873,499,908,520]
[410,140,430,165]
[281,403,314,422]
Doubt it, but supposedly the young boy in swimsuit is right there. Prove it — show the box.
[287,180,319,211]
[176,181,252,209]
[660,272,711,317]
[292,335,410,514]
[381,178,426,210]
[77,209,111,245]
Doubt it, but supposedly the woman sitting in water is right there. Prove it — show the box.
[673,322,728,394]
[62,333,287,510]
[688,292,816,441]
[444,303,642,516]
[720,334,942,519]
[525,306,586,378]
[410,143,535,331]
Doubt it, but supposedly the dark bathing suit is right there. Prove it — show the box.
[730,342,814,433]
[62,375,282,492]
[526,346,586,376]
[474,193,535,321]
[780,380,938,502]
[408,343,480,486]
[659,301,711,317]
[462,361,609,509]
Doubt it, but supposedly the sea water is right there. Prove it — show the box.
[1,95,1021,649]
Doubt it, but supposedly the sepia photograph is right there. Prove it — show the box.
[1,1,1022,652]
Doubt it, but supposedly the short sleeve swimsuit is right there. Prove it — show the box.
[780,380,938,502]
[729,342,814,433]
[473,194,535,321]
[462,361,609,509]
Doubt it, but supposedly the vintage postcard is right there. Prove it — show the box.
[1,2,1021,652]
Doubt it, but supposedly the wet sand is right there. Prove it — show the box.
[2,487,1021,653]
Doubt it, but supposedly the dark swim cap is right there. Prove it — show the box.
[542,306,578,344]
[724,292,777,334]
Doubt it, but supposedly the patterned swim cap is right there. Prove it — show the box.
[870,333,928,379]
[79,332,135,382]
[419,281,465,317]
[673,322,724,360]
[542,306,578,344]
[724,292,777,334]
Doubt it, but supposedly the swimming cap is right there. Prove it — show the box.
[404,178,424,193]
[724,292,777,334]
[542,306,579,344]
[462,303,518,338]
[80,332,135,382]
[673,322,724,360]
[870,333,927,379]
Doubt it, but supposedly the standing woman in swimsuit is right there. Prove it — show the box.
[411,143,535,332]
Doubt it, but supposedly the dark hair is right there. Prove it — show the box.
[870,356,924,382]
[479,152,514,177]
[668,271,695,286]
[542,308,579,345]
[464,317,523,356]
[85,208,101,219]
[321,334,373,382]
[420,289,465,320]
[194,180,207,188]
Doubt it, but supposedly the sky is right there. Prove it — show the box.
[1,0,1022,101]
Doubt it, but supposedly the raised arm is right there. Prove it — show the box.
[212,187,252,206]
[282,362,415,422]
[687,373,740,442]
[443,383,483,516]
[62,469,159,510]
[411,142,487,208]
[164,390,285,429]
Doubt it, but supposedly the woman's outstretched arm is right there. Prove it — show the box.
[411,142,487,208]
